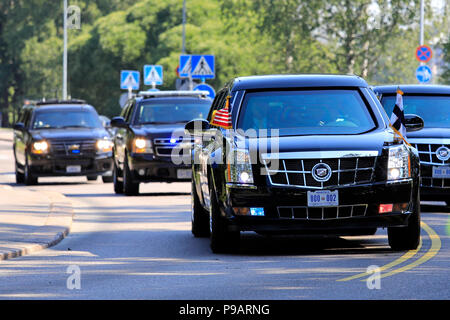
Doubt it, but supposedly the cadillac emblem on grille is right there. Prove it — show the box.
[436,146,450,161]
[311,163,332,182]
[67,144,81,154]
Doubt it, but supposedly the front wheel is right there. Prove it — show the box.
[191,179,210,238]
[113,162,123,194]
[24,155,38,185]
[15,161,24,184]
[388,196,421,251]
[209,186,239,253]
[123,156,139,196]
[87,175,98,181]
[102,175,113,183]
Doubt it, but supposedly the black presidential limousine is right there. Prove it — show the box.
[374,85,450,205]
[185,75,421,253]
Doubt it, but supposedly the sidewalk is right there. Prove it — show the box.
[0,129,13,142]
[0,185,74,260]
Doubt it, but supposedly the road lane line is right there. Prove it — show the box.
[362,221,441,280]
[337,237,422,282]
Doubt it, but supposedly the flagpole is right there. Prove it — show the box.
[419,0,424,47]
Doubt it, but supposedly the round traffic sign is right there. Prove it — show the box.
[416,65,432,84]
[415,45,433,63]
[193,83,215,99]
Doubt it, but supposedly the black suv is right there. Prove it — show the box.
[13,100,114,185]
[110,91,212,195]
[186,75,421,253]
[374,85,450,204]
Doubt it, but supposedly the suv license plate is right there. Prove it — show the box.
[307,190,339,207]
[432,166,450,178]
[177,169,192,179]
[66,165,81,173]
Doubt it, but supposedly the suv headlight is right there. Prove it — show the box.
[31,140,49,154]
[96,139,113,153]
[132,137,153,154]
[387,145,411,180]
[227,149,254,185]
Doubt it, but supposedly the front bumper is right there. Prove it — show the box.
[221,180,416,233]
[129,153,192,182]
[29,153,113,177]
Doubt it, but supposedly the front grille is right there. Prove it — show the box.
[154,138,194,157]
[277,204,368,220]
[413,143,450,189]
[263,157,377,189]
[50,140,96,156]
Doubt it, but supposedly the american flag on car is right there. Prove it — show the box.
[210,95,232,129]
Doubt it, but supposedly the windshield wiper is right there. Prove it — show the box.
[59,125,93,129]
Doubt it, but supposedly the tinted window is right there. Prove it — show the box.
[381,95,450,128]
[237,90,376,136]
[135,98,211,124]
[32,108,103,129]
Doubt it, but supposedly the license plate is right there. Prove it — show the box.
[177,169,192,179]
[66,165,81,173]
[432,166,450,178]
[307,190,339,207]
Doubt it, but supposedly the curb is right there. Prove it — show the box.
[0,189,74,261]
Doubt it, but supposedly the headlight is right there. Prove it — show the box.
[387,145,411,180]
[96,139,113,153]
[227,149,254,185]
[31,141,49,154]
[132,138,153,154]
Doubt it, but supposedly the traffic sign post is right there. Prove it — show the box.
[191,55,215,79]
[416,65,432,84]
[144,65,163,89]
[416,45,433,63]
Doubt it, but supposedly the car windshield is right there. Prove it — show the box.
[237,90,376,136]
[32,109,103,129]
[135,98,211,124]
[381,95,450,128]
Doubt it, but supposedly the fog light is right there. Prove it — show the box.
[379,204,393,214]
[250,207,265,216]
[138,169,145,176]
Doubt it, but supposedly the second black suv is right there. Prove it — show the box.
[13,100,114,185]
[110,91,212,195]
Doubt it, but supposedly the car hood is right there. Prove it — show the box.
[234,129,394,156]
[407,128,450,140]
[31,128,110,141]
[132,123,186,139]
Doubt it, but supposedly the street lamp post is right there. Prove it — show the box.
[63,0,68,100]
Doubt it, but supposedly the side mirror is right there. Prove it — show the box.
[404,114,424,132]
[13,122,25,131]
[110,117,128,129]
[185,119,210,134]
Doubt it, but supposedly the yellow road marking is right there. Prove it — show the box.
[338,221,441,282]
[363,221,441,280]
[337,237,422,282]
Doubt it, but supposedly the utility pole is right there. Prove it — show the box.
[182,0,186,54]
[419,0,424,47]
[63,0,68,100]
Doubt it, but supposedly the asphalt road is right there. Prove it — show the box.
[0,139,448,299]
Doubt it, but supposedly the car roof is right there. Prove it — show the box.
[373,84,450,95]
[231,74,369,91]
[32,104,95,112]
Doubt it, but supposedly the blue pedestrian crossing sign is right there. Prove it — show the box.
[194,83,215,99]
[120,70,140,90]
[416,65,432,84]
[179,55,192,78]
[144,65,163,86]
[191,55,215,79]
[179,54,215,79]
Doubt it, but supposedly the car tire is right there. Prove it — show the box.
[209,185,239,253]
[87,175,98,181]
[24,155,38,186]
[15,161,24,184]
[191,178,210,238]
[388,195,421,251]
[123,155,139,196]
[102,175,114,183]
[113,161,124,194]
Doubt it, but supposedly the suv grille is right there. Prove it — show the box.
[50,140,96,156]
[263,157,377,189]
[154,138,194,157]
[277,204,368,220]
[413,143,450,189]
